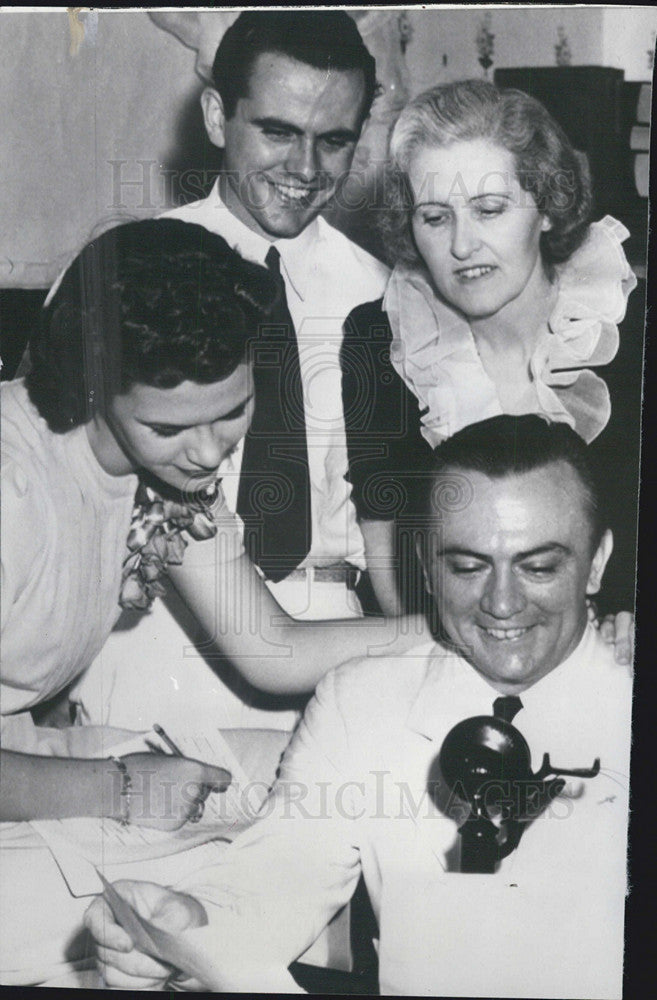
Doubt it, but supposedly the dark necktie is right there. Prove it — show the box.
[493,695,524,724]
[236,245,312,582]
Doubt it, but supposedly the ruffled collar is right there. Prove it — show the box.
[383,216,637,445]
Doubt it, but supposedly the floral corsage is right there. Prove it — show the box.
[119,480,221,611]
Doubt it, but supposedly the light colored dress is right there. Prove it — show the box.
[0,380,301,985]
[0,379,139,753]
[382,216,637,445]
[0,380,140,984]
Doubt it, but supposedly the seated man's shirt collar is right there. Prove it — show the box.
[516,620,597,713]
[406,621,597,742]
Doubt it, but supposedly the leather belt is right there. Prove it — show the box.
[283,564,362,589]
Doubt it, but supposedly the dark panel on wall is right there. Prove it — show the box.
[495,66,649,267]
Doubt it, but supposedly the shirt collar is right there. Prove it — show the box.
[405,623,595,742]
[405,644,499,742]
[203,181,271,265]
[517,621,595,715]
[273,219,323,301]
[207,179,323,301]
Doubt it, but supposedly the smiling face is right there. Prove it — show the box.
[88,363,254,493]
[202,51,366,240]
[423,463,612,693]
[408,138,552,321]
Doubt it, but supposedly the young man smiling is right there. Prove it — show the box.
[85,415,632,998]
[420,420,612,692]
[165,10,389,609]
[201,24,371,240]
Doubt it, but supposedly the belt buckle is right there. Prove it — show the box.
[312,564,361,587]
[287,564,361,588]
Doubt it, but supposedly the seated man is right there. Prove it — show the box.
[85,415,632,998]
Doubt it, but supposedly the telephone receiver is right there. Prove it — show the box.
[429,714,600,873]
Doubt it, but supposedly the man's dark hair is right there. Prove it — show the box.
[425,415,607,549]
[26,219,277,432]
[211,10,377,123]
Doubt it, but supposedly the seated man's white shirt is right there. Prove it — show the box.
[73,185,389,732]
[172,623,631,998]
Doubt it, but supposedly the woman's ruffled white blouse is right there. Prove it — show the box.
[382,216,637,445]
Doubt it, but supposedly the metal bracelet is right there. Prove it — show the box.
[109,755,132,826]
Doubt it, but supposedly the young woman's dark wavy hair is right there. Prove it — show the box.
[380,79,593,273]
[26,219,278,432]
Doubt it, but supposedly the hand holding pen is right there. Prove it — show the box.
[114,724,231,831]
[150,724,228,825]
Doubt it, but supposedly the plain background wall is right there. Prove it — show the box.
[0,10,201,288]
[602,6,657,80]
[405,6,604,94]
[404,6,656,94]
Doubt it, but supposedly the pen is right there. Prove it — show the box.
[153,723,184,757]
